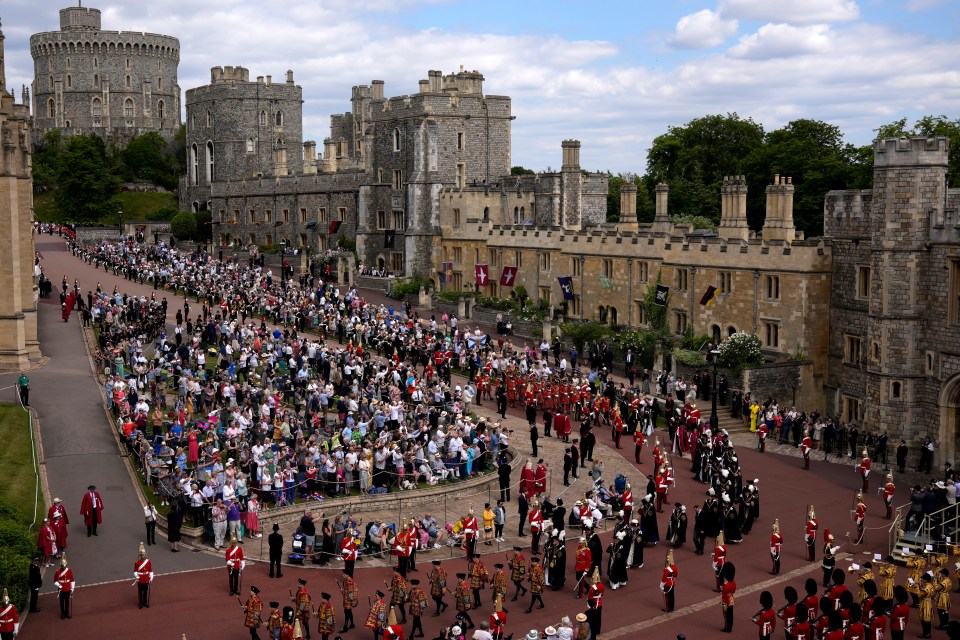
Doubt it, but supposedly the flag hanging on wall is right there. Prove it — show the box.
[558,276,574,301]
[475,264,489,286]
[654,284,670,306]
[598,274,612,289]
[441,262,454,283]
[384,229,395,248]
[500,266,517,286]
[699,285,719,307]
[328,220,342,235]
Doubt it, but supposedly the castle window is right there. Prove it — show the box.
[844,335,861,365]
[766,275,780,300]
[728,326,737,337]
[94,58,98,68]
[927,351,936,375]
[299,209,307,223]
[377,211,387,230]
[49,76,54,90]
[453,209,461,228]
[540,252,551,271]
[720,271,733,294]
[674,311,688,334]
[515,251,523,269]
[275,111,283,127]
[891,381,902,399]
[393,211,405,230]
[763,321,780,349]
[453,247,463,264]
[338,207,346,220]
[93,74,99,88]
[157,100,165,119]
[246,138,255,153]
[265,210,273,223]
[126,75,131,89]
[318,208,326,222]
[637,261,649,283]
[856,266,870,300]
[513,207,520,225]
[190,144,199,186]
[265,233,273,246]
[950,261,960,325]
[124,98,134,118]
[841,395,861,423]
[675,268,688,291]
[571,257,581,277]
[283,210,290,223]
[259,110,267,127]
[393,128,401,152]
[66,58,71,69]
[519,206,525,220]
[482,207,490,222]
[91,98,102,117]
[126,58,131,69]
[602,259,613,279]
[66,75,72,89]
[206,111,212,127]
[711,324,721,343]
[205,141,215,183]
[489,250,498,269]
[390,253,404,274]
[249,210,256,224]
[636,301,647,326]
[158,77,163,91]
[457,163,466,189]
[392,170,403,190]
[571,295,581,317]
[457,132,465,150]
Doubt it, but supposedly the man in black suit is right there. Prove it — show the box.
[268,523,284,578]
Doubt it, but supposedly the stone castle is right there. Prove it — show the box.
[30,5,181,142]
[20,9,960,462]
[0,23,41,368]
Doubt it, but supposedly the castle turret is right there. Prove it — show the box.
[762,174,795,243]
[561,140,582,230]
[719,175,750,241]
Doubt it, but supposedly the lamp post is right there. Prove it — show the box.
[118,206,124,242]
[279,240,287,284]
[709,348,721,430]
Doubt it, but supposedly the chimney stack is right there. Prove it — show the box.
[719,175,750,242]
[762,175,796,242]
[652,183,671,233]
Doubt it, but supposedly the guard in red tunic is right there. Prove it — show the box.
[621,484,634,524]
[800,430,813,470]
[243,585,264,640]
[0,589,18,640]
[655,465,671,513]
[575,538,593,598]
[341,531,358,577]
[805,506,818,561]
[661,550,678,612]
[227,532,246,596]
[853,492,866,545]
[528,501,544,556]
[890,585,910,640]
[712,531,727,592]
[721,562,737,632]
[769,519,783,576]
[134,542,153,609]
[633,430,645,464]
[382,607,405,640]
[489,596,507,640]
[54,554,75,619]
[882,473,896,520]
[753,590,776,640]
[80,484,104,537]
[856,449,872,492]
[462,509,478,560]
[393,524,412,578]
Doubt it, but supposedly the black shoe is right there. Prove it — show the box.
[93,532,98,536]
[339,628,350,633]
[277,573,283,578]
[525,609,532,614]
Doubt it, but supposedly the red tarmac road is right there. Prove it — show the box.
[20,236,926,639]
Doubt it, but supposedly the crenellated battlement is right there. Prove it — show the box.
[873,136,949,167]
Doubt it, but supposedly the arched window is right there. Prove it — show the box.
[190,144,199,186]
[259,110,267,126]
[124,98,134,118]
[205,141,215,183]
[275,111,283,127]
[47,98,55,118]
[157,100,165,119]
[157,77,163,91]
[727,326,737,338]
[93,74,99,88]
[91,97,102,117]
[48,76,54,90]
[393,128,401,151]
[125,58,131,69]
[206,111,212,127]
[482,206,490,222]
[513,207,519,225]
[125,75,131,89]
[519,206,525,221]
[712,324,721,343]
[66,57,72,69]
[246,138,255,153]
[66,74,72,89]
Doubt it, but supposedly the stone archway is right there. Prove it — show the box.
[938,375,960,467]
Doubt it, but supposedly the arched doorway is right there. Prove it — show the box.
[939,376,960,467]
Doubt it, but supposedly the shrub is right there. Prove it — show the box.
[717,332,764,370]
[560,321,615,352]
[673,348,708,368]
[436,290,469,302]
[476,297,516,312]
[170,210,197,240]
[147,205,178,222]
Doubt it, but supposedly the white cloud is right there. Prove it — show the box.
[719,0,860,25]
[728,23,834,59]
[669,9,739,49]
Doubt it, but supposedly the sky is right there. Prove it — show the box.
[2,0,959,174]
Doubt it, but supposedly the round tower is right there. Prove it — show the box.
[29,4,181,142]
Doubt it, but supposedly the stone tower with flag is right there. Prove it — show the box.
[0,19,42,368]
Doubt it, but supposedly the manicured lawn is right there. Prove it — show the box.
[0,403,43,522]
[33,190,177,223]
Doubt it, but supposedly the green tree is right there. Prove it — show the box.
[873,116,960,187]
[122,132,167,183]
[170,210,197,240]
[32,130,65,191]
[53,134,120,223]
[646,113,765,224]
[510,166,535,175]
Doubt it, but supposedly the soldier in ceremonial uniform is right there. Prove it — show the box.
[266,601,283,640]
[526,556,545,612]
[454,573,475,629]
[390,567,409,624]
[805,506,818,562]
[394,524,412,578]
[428,560,449,616]
[890,585,910,640]
[855,561,874,605]
[293,578,313,639]
[882,473,895,520]
[243,586,264,640]
[528,500,543,555]
[853,492,866,545]
[753,590,776,640]
[407,579,428,638]
[462,509,479,560]
[769,519,782,575]
[509,547,528,601]
[877,556,896,602]
[54,553,75,619]
[490,563,508,606]
[778,586,798,637]
[821,531,838,588]
[936,567,952,630]
[918,573,935,639]
[489,596,507,640]
[227,532,246,595]
[468,554,488,608]
[134,541,153,609]
[712,531,727,592]
[800,429,813,470]
[720,562,736,633]
[660,549,678,612]
[383,607,405,640]
[905,551,927,608]
[0,590,19,640]
[366,590,389,640]
[856,448,872,492]
[281,606,296,640]
[338,570,359,632]
[341,530,358,577]
[316,592,336,640]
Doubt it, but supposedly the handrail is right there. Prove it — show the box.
[893,501,960,553]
